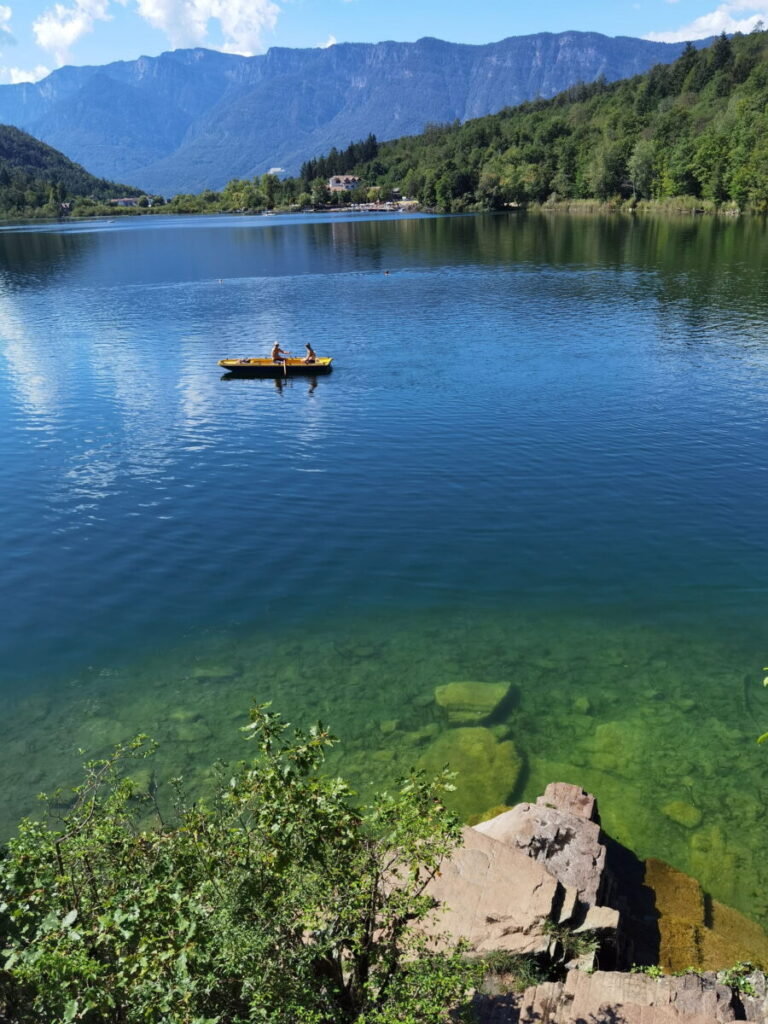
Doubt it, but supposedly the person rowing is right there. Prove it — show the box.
[271,342,290,363]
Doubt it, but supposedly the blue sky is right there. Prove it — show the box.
[1,0,767,85]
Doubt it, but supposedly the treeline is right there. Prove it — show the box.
[329,28,768,212]
[0,124,143,218]
[7,28,768,221]
[299,133,379,184]
[169,28,768,216]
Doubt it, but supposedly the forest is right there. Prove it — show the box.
[165,29,768,215]
[297,28,768,214]
[0,124,142,218]
[3,29,768,219]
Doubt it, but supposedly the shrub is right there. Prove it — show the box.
[0,706,477,1023]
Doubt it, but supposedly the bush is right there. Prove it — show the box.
[0,706,477,1023]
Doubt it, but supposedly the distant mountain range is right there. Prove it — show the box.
[0,33,709,196]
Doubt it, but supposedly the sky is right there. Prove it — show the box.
[1,0,767,85]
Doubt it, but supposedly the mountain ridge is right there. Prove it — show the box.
[0,32,710,195]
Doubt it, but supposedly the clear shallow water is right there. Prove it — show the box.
[2,211,768,918]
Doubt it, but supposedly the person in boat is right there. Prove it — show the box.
[271,342,290,363]
[303,343,317,364]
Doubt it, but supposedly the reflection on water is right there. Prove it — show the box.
[1,211,768,923]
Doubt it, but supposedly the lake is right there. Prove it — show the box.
[1,210,768,921]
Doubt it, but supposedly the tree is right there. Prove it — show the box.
[0,706,475,1023]
[311,179,331,207]
[628,138,656,199]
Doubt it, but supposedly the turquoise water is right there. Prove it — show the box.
[1,211,768,918]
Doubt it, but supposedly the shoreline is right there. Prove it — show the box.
[3,194,767,228]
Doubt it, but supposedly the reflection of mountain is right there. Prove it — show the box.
[0,34,704,195]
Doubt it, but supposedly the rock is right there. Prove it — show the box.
[169,708,200,723]
[127,767,153,794]
[433,681,511,725]
[378,719,398,735]
[537,782,598,821]
[173,720,212,743]
[662,800,702,829]
[417,727,521,820]
[422,826,561,956]
[189,664,235,680]
[587,719,646,776]
[506,969,748,1024]
[572,696,592,715]
[468,804,513,827]
[78,716,127,749]
[645,858,768,973]
[574,904,620,933]
[401,723,440,746]
[475,794,606,906]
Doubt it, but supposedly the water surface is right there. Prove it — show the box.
[1,211,768,920]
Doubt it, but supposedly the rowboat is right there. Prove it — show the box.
[219,357,333,377]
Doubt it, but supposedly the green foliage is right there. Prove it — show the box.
[758,668,768,744]
[476,951,549,992]
[0,706,476,1023]
[284,29,768,212]
[631,963,665,978]
[0,124,141,219]
[541,921,599,961]
[719,961,758,996]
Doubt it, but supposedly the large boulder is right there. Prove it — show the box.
[417,727,521,821]
[422,826,562,956]
[474,783,607,908]
[433,681,511,725]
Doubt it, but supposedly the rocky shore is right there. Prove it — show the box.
[423,781,768,1023]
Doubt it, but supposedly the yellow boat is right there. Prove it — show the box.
[219,357,333,377]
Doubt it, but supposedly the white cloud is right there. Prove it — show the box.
[134,0,280,55]
[30,0,280,65]
[646,2,768,41]
[0,64,51,82]
[0,4,14,43]
[32,0,111,65]
[320,33,336,47]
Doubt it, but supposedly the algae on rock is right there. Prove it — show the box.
[434,681,511,725]
[417,726,522,821]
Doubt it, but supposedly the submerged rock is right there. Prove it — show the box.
[644,857,768,972]
[417,727,521,820]
[433,680,511,725]
[189,664,236,681]
[662,800,702,829]
[173,720,212,743]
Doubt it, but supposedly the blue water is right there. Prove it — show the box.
[2,210,768,919]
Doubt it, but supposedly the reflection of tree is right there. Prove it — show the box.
[0,226,96,286]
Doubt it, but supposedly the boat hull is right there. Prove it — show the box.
[219,357,333,377]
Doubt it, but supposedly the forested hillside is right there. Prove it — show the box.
[0,125,141,217]
[298,29,768,213]
[0,33,704,194]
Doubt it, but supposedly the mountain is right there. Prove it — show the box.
[316,31,768,212]
[0,33,708,196]
[0,123,140,215]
